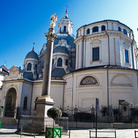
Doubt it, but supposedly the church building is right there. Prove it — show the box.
[0,11,138,118]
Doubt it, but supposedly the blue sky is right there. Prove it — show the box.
[0,0,138,69]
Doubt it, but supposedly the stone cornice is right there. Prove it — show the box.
[3,79,33,85]
[74,36,83,44]
[3,78,66,86]
[74,31,133,44]
[63,67,138,78]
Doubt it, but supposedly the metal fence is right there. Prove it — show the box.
[18,115,70,136]
[18,115,54,133]
[60,105,138,123]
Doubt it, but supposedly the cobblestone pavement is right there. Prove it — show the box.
[0,125,138,138]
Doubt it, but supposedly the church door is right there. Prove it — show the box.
[5,88,16,117]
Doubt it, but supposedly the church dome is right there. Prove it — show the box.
[54,34,75,49]
[53,46,69,54]
[25,48,39,60]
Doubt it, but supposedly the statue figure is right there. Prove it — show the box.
[49,13,57,29]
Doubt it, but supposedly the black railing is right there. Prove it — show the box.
[60,106,138,123]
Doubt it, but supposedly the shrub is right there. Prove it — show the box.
[131,107,138,118]
[0,107,3,115]
[100,106,112,117]
[100,106,108,117]
[47,107,62,120]
[113,108,120,115]
[73,112,95,122]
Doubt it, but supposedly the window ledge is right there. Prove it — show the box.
[124,62,131,66]
[90,60,101,64]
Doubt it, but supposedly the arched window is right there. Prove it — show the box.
[23,97,27,110]
[57,58,62,67]
[80,76,98,85]
[60,27,61,33]
[118,27,121,31]
[27,63,32,71]
[123,29,127,35]
[52,59,54,65]
[87,28,90,34]
[34,64,37,75]
[92,26,99,33]
[65,59,68,66]
[64,26,66,32]
[101,25,106,31]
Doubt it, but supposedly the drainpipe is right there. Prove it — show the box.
[62,82,65,110]
[72,73,74,114]
[30,83,33,115]
[131,33,135,69]
[105,21,110,109]
[106,66,109,109]
[105,21,110,65]
[82,26,85,68]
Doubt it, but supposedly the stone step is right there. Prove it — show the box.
[1,117,17,125]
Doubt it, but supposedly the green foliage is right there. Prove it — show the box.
[131,107,138,117]
[100,106,112,117]
[0,107,3,115]
[47,107,62,120]
[113,108,120,115]
[100,106,108,117]
[74,112,95,122]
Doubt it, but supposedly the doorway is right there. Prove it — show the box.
[5,88,16,117]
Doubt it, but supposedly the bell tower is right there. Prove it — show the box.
[58,10,73,35]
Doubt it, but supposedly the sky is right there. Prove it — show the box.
[0,0,138,69]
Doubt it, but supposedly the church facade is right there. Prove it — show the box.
[0,11,138,118]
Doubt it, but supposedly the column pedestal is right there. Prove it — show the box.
[36,96,54,118]
[35,96,55,131]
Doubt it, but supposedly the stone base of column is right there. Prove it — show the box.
[36,96,55,117]
[35,95,55,132]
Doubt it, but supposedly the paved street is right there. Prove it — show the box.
[0,125,138,138]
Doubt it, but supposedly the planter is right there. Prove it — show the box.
[45,127,62,138]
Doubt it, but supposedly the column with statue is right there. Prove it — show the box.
[35,13,57,128]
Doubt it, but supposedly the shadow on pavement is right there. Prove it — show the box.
[0,132,15,135]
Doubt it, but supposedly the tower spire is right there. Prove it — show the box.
[65,8,68,18]
[32,42,35,51]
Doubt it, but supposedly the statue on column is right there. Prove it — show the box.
[49,13,57,29]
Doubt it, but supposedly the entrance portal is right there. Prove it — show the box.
[5,88,16,117]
